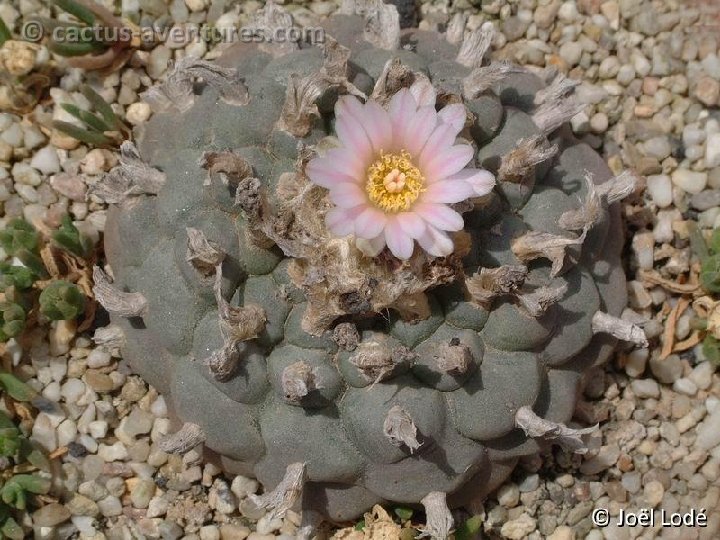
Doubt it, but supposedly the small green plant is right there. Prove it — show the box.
[0,264,34,292]
[689,224,720,367]
[53,84,130,147]
[0,373,50,539]
[51,215,93,258]
[0,217,93,342]
[39,281,86,321]
[35,0,136,72]
[0,302,25,342]
[0,219,45,279]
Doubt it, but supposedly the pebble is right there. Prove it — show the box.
[696,410,720,450]
[672,378,698,396]
[97,495,123,517]
[671,169,707,194]
[130,478,157,509]
[500,513,537,540]
[642,136,671,160]
[98,441,129,461]
[497,483,520,507]
[559,41,583,66]
[693,75,719,106]
[688,362,714,390]
[219,525,251,540]
[644,480,664,507]
[30,146,60,175]
[33,503,71,527]
[126,102,152,125]
[646,175,673,207]
[706,133,720,168]
[630,378,660,398]
[147,496,170,518]
[580,445,620,475]
[649,353,682,384]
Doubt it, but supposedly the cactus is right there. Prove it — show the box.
[39,280,86,321]
[99,1,639,521]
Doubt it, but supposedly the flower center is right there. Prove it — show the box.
[366,150,424,213]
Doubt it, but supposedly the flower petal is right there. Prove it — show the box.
[385,217,415,259]
[306,157,359,188]
[419,121,459,171]
[335,114,373,162]
[388,88,418,151]
[420,179,477,203]
[409,80,437,108]
[356,235,386,257]
[438,104,467,130]
[396,211,426,239]
[415,203,465,231]
[462,168,496,196]
[329,182,367,208]
[354,206,387,239]
[360,101,393,153]
[423,144,474,182]
[326,206,363,236]
[402,105,438,158]
[417,226,454,258]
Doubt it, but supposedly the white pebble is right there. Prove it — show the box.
[671,169,707,194]
[86,348,112,368]
[98,441,128,461]
[672,378,698,396]
[646,175,673,207]
[706,133,720,168]
[126,103,151,125]
[88,420,108,439]
[61,379,86,404]
[30,146,61,175]
[12,162,42,186]
[57,418,78,447]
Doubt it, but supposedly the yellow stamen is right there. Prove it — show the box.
[366,150,424,213]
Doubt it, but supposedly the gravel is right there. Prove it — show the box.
[1,0,719,538]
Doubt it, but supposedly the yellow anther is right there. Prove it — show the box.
[366,151,424,213]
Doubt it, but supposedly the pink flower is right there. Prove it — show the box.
[305,84,495,260]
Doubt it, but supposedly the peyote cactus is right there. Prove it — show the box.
[99,0,645,526]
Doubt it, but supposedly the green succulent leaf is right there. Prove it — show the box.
[39,281,86,321]
[454,515,483,540]
[0,372,36,402]
[51,215,93,257]
[0,219,39,257]
[48,38,106,57]
[52,120,114,147]
[394,507,414,521]
[0,16,11,46]
[80,84,125,132]
[708,228,720,256]
[354,519,366,531]
[13,475,51,494]
[0,263,34,292]
[0,303,26,343]
[700,255,720,294]
[703,335,720,367]
[0,516,24,540]
[60,103,113,133]
[55,0,96,26]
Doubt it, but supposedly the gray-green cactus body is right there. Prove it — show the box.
[100,5,638,522]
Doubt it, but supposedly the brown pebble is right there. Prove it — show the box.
[85,369,115,392]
